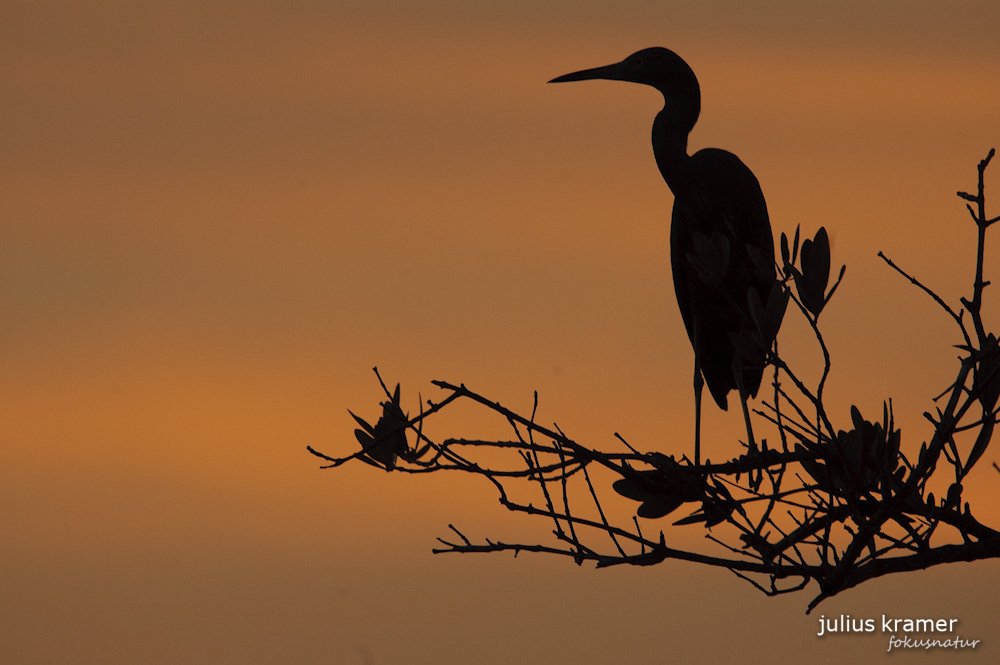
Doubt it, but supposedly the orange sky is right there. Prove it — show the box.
[3,1,1000,663]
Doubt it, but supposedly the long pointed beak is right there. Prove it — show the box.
[548,61,627,84]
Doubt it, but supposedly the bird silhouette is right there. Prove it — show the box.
[550,47,780,464]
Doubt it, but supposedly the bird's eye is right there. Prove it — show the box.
[635,57,644,66]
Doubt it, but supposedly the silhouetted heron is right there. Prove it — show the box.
[551,47,778,464]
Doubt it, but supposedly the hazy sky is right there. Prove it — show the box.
[3,2,999,663]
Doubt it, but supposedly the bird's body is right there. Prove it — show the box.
[665,147,774,410]
[551,47,779,462]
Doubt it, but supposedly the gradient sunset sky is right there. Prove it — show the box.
[3,1,1000,663]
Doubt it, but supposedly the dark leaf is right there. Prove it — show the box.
[747,243,775,280]
[354,429,374,448]
[673,512,708,526]
[614,464,706,518]
[850,405,864,433]
[762,282,789,343]
[348,410,375,435]
[945,483,963,509]
[674,500,733,527]
[350,386,410,470]
[638,496,686,519]
[797,227,831,317]
[798,443,830,490]
[975,334,1000,411]
[612,476,655,502]
[964,416,994,476]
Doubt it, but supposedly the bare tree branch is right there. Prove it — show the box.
[316,150,1000,613]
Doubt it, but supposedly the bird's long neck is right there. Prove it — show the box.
[651,108,693,196]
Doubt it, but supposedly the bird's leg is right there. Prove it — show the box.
[693,356,703,466]
[735,375,757,450]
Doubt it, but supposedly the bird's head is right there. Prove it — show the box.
[550,47,700,131]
